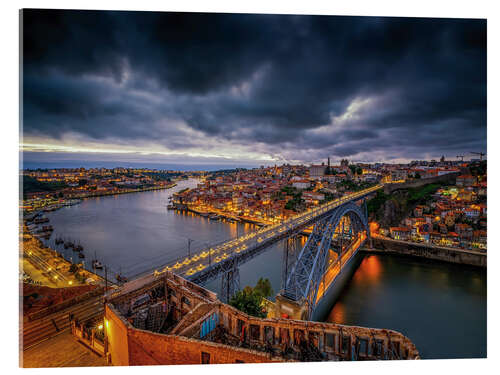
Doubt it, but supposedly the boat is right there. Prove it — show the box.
[34,217,49,224]
[166,204,176,210]
[92,251,104,270]
[116,274,128,283]
[115,266,128,283]
[55,237,64,245]
[75,242,83,252]
[209,214,220,221]
[199,212,209,217]
[78,252,85,259]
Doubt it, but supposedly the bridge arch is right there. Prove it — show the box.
[281,201,369,319]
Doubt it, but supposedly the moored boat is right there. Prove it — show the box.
[92,251,104,269]
[116,274,128,283]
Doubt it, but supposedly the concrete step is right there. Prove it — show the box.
[22,308,104,350]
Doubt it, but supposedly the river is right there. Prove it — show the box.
[42,178,486,359]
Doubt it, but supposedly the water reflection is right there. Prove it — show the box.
[351,254,382,285]
[327,301,345,324]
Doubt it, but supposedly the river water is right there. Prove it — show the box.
[42,179,486,359]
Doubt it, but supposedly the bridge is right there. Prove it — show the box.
[151,184,382,319]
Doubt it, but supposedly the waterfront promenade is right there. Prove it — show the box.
[365,236,486,267]
[20,227,106,288]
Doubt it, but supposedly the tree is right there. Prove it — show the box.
[229,278,273,318]
[254,277,273,298]
[229,288,267,318]
[356,167,363,175]
[415,172,421,179]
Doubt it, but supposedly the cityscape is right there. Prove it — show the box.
[19,9,486,369]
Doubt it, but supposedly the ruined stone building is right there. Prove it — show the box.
[104,271,419,365]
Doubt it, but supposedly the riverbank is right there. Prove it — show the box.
[22,182,179,216]
[364,236,486,267]
[78,182,177,199]
[20,227,108,288]
[184,205,270,227]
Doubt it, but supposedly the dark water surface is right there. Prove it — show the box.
[326,253,486,359]
[43,179,486,359]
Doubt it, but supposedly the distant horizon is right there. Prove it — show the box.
[20,156,482,172]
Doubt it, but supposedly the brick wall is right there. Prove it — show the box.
[127,328,282,365]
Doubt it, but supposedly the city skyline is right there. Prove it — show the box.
[22,10,486,168]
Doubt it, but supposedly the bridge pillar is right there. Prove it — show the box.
[274,294,309,320]
[220,264,240,303]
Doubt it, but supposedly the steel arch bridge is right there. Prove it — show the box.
[281,201,369,319]
[141,185,381,309]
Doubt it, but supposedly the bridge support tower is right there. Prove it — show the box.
[220,263,240,304]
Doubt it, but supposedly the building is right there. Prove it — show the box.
[309,164,325,179]
[390,169,408,182]
[292,179,311,190]
[103,271,420,366]
[456,175,477,187]
[389,227,410,240]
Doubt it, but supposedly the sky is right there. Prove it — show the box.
[21,10,487,170]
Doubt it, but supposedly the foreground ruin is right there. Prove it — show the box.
[104,271,419,365]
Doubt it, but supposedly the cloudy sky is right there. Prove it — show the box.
[21,10,486,169]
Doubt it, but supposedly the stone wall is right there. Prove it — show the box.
[366,237,486,267]
[213,303,419,361]
[128,328,281,365]
[384,172,459,194]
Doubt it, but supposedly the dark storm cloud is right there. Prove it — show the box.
[22,10,486,163]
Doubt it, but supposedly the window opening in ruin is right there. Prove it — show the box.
[250,324,260,340]
[264,326,274,344]
[201,352,210,364]
[279,328,289,344]
[359,338,368,356]
[325,333,334,349]
[342,336,350,354]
